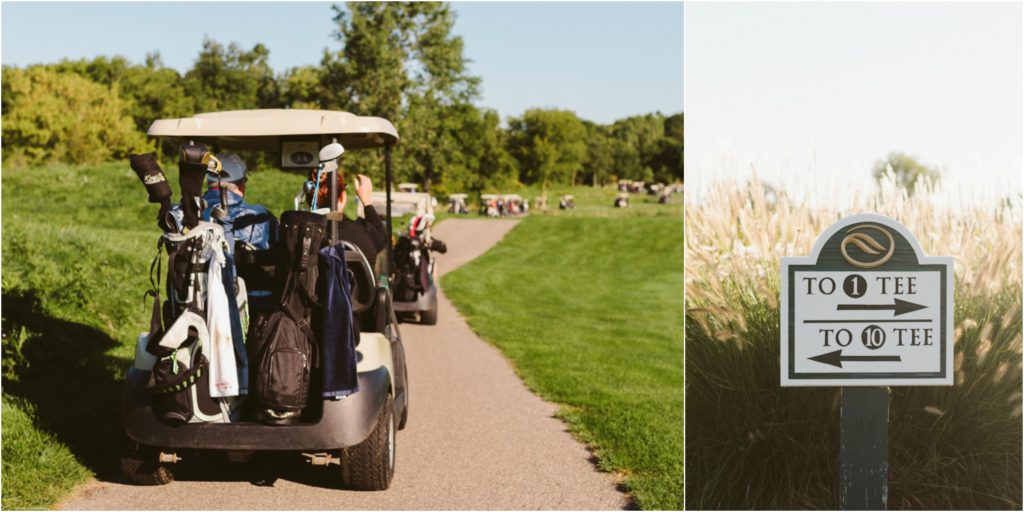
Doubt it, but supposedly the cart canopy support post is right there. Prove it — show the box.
[384,143,394,277]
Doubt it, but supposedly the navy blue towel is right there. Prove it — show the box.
[319,244,359,398]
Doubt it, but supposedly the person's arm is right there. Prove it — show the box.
[362,204,389,252]
[354,175,389,252]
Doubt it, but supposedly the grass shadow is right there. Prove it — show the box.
[2,288,130,480]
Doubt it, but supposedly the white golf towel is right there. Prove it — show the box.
[205,242,239,398]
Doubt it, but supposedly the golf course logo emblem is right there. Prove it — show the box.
[290,151,315,165]
[840,224,894,269]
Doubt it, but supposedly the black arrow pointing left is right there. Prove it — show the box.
[809,349,902,368]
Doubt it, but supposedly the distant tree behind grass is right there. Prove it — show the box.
[872,151,940,195]
[507,109,588,201]
[184,38,279,112]
[1,66,147,166]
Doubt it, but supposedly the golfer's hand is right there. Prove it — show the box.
[355,174,373,206]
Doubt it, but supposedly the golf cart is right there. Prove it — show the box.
[480,193,500,217]
[657,186,674,204]
[614,192,630,208]
[398,183,419,194]
[369,190,445,325]
[447,193,469,214]
[559,194,576,210]
[120,109,410,490]
[502,194,527,215]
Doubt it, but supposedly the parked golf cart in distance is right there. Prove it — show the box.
[448,193,469,214]
[371,190,444,325]
[121,109,410,490]
[559,194,576,210]
[480,193,500,217]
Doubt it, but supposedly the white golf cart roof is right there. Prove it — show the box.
[148,109,399,151]
[449,193,469,200]
[480,194,499,200]
[369,191,434,217]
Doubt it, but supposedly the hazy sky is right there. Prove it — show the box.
[685,2,1022,205]
[0,2,684,124]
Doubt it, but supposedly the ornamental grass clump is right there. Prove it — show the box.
[685,173,1022,509]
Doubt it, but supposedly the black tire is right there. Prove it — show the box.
[420,297,438,325]
[339,396,395,491]
[120,434,174,486]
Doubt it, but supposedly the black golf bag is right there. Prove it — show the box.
[249,211,326,425]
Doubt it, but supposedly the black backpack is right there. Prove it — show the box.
[250,211,326,424]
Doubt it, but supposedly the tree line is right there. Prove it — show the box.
[1,3,683,196]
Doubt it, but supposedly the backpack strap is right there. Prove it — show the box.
[144,238,166,355]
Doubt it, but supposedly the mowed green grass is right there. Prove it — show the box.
[442,209,685,509]
[0,161,310,508]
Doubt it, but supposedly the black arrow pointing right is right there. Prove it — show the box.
[809,349,902,368]
[836,298,927,316]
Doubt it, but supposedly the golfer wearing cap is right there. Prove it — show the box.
[201,153,278,252]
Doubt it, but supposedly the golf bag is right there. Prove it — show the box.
[394,215,445,301]
[250,211,325,424]
[144,222,244,424]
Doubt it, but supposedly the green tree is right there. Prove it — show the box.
[1,66,147,166]
[610,113,665,181]
[507,109,587,202]
[183,38,279,112]
[279,65,324,109]
[872,151,940,195]
[323,3,481,192]
[582,121,615,187]
[42,55,192,137]
[436,104,517,194]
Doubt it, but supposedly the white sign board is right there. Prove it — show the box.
[781,214,953,386]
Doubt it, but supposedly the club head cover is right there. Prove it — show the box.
[128,153,173,204]
[178,144,210,229]
[430,238,448,254]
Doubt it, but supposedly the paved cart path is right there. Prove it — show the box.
[60,218,626,510]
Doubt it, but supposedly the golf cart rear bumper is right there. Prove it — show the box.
[392,284,436,313]
[122,366,391,451]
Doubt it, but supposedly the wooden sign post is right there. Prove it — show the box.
[780,214,954,509]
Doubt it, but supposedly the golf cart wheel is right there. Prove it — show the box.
[420,299,438,325]
[339,396,395,490]
[120,434,174,486]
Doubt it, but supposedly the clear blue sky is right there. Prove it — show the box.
[685,2,1022,205]
[0,2,683,124]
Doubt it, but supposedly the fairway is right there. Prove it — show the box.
[443,211,685,509]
